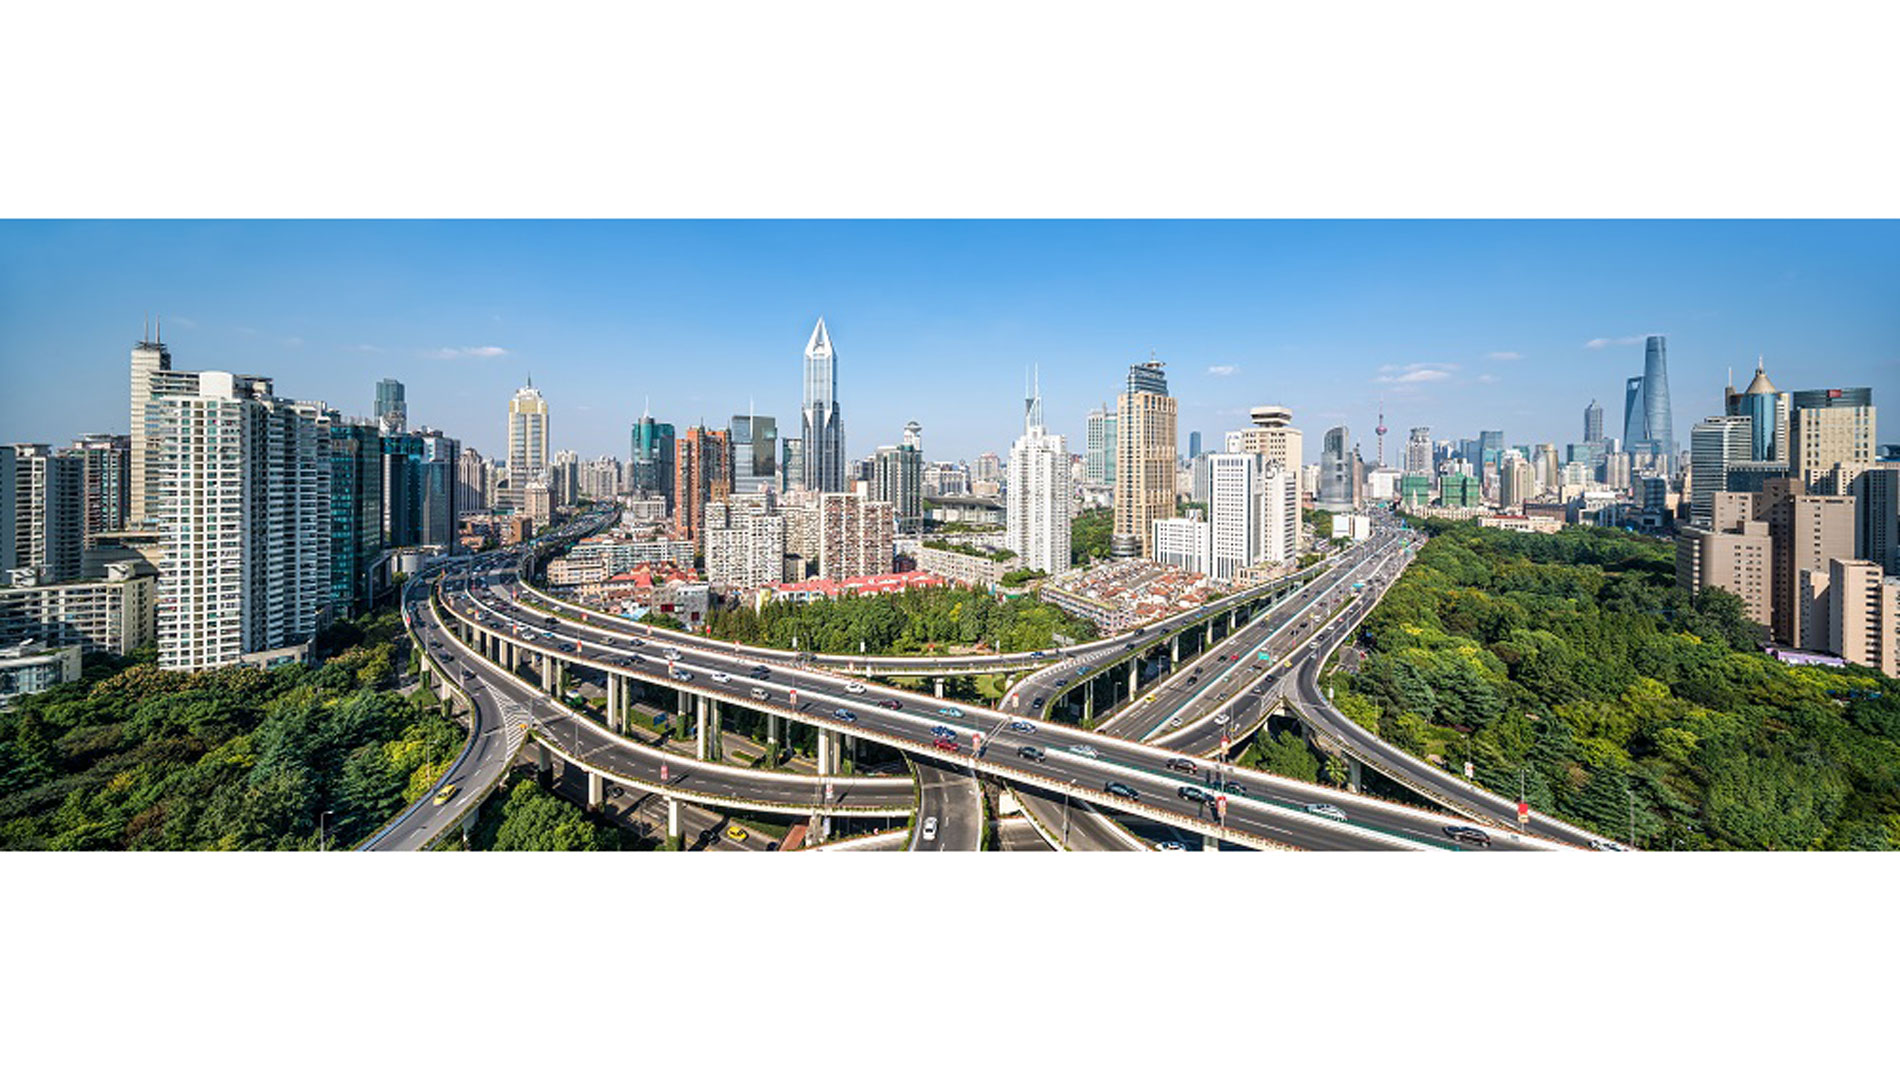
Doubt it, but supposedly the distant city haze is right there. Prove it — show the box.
[2,220,1895,462]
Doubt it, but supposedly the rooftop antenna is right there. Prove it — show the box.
[155,315,161,344]
[642,395,650,419]
[142,313,149,344]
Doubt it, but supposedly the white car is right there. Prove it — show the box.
[1304,803,1348,821]
[710,671,730,683]
[921,817,938,842]
[1590,839,1631,852]
[1155,841,1186,852]
[844,681,866,694]
[664,648,680,661]
[1212,713,1230,726]
[1068,744,1099,759]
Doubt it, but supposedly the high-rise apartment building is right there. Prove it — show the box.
[1200,452,1298,581]
[1689,416,1755,528]
[631,409,677,504]
[779,437,804,493]
[1,445,85,583]
[1225,406,1306,501]
[1584,399,1604,444]
[128,326,272,528]
[972,452,1002,487]
[674,425,733,545]
[1675,493,1774,630]
[506,380,549,512]
[800,318,846,493]
[730,413,779,496]
[1499,457,1533,510]
[155,373,330,671]
[375,378,407,434]
[1006,381,1071,575]
[1854,466,1899,575]
[65,434,132,548]
[704,494,786,589]
[1731,480,1858,649]
[326,420,383,618]
[1790,387,1876,490]
[1151,513,1211,575]
[817,493,893,579]
[1085,404,1118,486]
[1113,360,1177,557]
[1803,558,1899,675]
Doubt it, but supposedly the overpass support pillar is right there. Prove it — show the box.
[1128,658,1139,697]
[816,728,832,776]
[1203,833,1218,852]
[696,694,712,761]
[605,674,620,730]
[1205,620,1214,644]
[1229,609,1236,631]
[766,714,779,761]
[934,677,945,699]
[535,740,552,785]
[666,796,682,850]
[1348,756,1363,794]
[586,771,603,812]
[1171,635,1180,664]
[1083,682,1094,721]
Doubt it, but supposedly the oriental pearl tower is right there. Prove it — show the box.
[1375,400,1388,469]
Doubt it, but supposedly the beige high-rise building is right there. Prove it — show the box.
[1757,480,1857,648]
[1499,457,1534,511]
[1808,558,1898,675]
[1675,518,1773,629]
[1225,405,1305,500]
[1790,388,1875,491]
[506,379,550,512]
[1113,360,1177,558]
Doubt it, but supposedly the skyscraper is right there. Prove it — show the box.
[1113,360,1177,558]
[1584,399,1604,444]
[1225,406,1305,501]
[1188,431,1202,460]
[1689,416,1754,527]
[1405,426,1432,477]
[871,422,924,535]
[800,318,846,493]
[66,433,132,547]
[375,378,407,434]
[818,493,893,579]
[1622,336,1677,471]
[1,444,84,583]
[507,379,549,512]
[1317,426,1357,510]
[458,446,487,514]
[1723,359,1790,464]
[327,419,384,618]
[631,407,676,503]
[730,412,779,496]
[1006,376,1071,574]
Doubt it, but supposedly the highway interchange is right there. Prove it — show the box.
[369,506,1598,853]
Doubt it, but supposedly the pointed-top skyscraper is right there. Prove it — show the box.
[801,317,845,493]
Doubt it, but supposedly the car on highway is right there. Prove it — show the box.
[1165,757,1198,774]
[1051,677,1068,687]
[1443,825,1492,848]
[1590,839,1631,852]
[1155,841,1186,851]
[1006,720,1036,734]
[1214,780,1250,797]
[750,687,769,700]
[921,817,938,841]
[844,681,866,694]
[877,698,903,710]
[938,707,963,719]
[1178,785,1210,803]
[933,737,959,753]
[664,648,680,661]
[832,709,858,723]
[1305,803,1348,821]
[1212,713,1229,726]
[930,725,955,740]
[725,825,748,843]
[1104,781,1140,801]
[432,784,459,806]
[749,665,769,678]
[710,671,731,683]
[1017,745,1046,762]
[1030,651,1046,659]
[1068,744,1099,759]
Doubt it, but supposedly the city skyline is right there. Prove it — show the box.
[4,220,1897,465]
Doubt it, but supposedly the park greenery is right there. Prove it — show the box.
[0,610,466,850]
[454,775,637,851]
[1328,518,1900,850]
[698,586,1097,655]
[1071,507,1113,566]
[999,567,1048,587]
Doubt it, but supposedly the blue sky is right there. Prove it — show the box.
[1,220,1895,464]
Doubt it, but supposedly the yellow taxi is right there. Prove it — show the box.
[725,824,749,843]
[432,784,459,806]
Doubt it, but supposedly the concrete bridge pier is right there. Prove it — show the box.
[1171,635,1180,663]
[666,796,683,850]
[605,674,621,731]
[816,728,832,775]
[1205,619,1215,644]
[934,677,945,699]
[587,770,603,812]
[696,695,714,761]
[766,714,780,762]
[1348,756,1363,794]
[1083,682,1094,722]
[1203,833,1218,852]
[535,740,552,785]
[1128,658,1139,697]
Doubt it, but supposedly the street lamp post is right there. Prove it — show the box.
[319,810,333,852]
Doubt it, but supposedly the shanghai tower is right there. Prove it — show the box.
[1621,334,1677,472]
[801,317,846,492]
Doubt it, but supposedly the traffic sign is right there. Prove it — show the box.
[1463,761,1475,778]
[660,762,669,783]
[1215,795,1227,820]
[1517,800,1529,826]
[788,688,798,706]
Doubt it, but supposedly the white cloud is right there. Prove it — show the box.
[1486,351,1521,361]
[426,345,509,360]
[1373,361,1457,384]
[1206,364,1239,377]
[1584,335,1648,350]
[1478,373,1500,384]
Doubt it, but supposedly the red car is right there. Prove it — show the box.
[933,737,959,753]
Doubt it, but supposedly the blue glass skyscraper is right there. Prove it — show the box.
[1622,335,1677,472]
